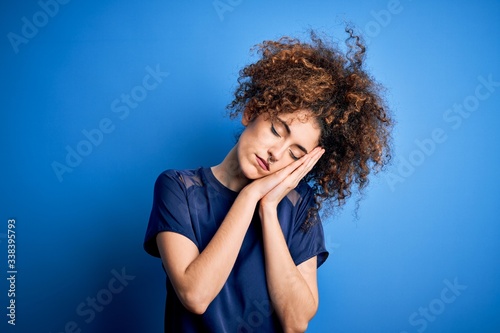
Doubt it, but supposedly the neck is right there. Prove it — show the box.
[211,145,250,192]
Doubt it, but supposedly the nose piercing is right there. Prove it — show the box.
[267,155,275,165]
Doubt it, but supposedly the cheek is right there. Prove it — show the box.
[273,158,295,172]
[243,126,272,148]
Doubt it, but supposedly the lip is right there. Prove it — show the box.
[256,155,269,171]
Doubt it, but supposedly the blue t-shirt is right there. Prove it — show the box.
[144,167,329,333]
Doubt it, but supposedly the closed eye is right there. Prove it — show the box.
[271,123,281,137]
[289,149,299,161]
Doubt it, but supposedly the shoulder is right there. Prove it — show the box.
[154,168,203,194]
[283,181,321,231]
[285,180,315,208]
[295,180,314,196]
[157,168,198,180]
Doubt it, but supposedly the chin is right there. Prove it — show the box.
[239,165,258,180]
[238,158,261,180]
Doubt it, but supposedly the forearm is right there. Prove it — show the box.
[260,206,318,333]
[180,188,259,312]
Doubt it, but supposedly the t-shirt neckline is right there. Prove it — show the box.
[202,167,239,198]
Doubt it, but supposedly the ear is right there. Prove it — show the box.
[241,108,252,126]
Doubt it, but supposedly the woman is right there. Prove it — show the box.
[144,28,392,332]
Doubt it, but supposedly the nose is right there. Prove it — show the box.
[267,142,287,163]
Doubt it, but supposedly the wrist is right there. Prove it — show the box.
[239,185,261,205]
[258,201,278,219]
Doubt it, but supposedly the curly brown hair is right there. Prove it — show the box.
[228,28,393,228]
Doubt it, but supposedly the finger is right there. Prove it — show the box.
[264,149,323,200]
[291,146,322,165]
[268,147,323,187]
[296,147,323,173]
[305,148,325,170]
[274,151,311,178]
[283,155,317,186]
[290,148,324,183]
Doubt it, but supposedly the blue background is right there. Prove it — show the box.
[1,0,499,332]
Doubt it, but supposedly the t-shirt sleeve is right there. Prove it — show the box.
[143,170,198,258]
[288,185,329,268]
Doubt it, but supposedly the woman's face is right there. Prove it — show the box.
[237,110,321,180]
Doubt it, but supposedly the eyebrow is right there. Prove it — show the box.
[276,117,309,154]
